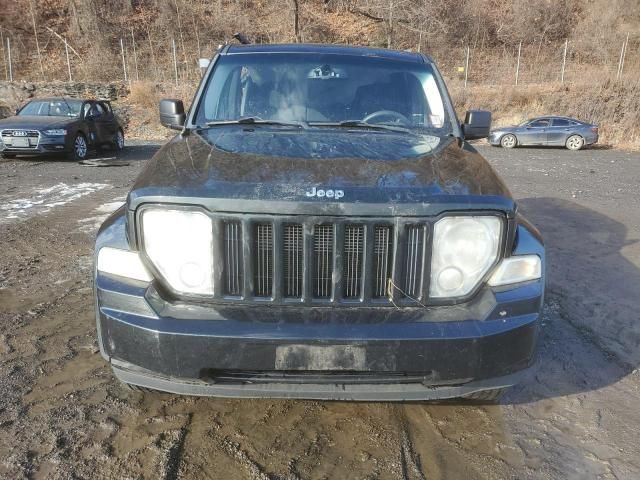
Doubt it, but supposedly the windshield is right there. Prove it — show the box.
[194,53,450,134]
[19,99,83,117]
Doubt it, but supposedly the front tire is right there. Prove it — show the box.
[500,134,517,148]
[112,128,125,151]
[69,133,89,161]
[566,135,584,151]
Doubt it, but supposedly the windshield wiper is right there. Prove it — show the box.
[201,117,308,129]
[310,120,413,134]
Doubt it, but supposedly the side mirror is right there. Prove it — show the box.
[159,99,186,130]
[462,110,491,140]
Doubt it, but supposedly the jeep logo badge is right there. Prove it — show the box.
[305,186,344,199]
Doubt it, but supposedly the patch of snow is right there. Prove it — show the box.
[1,183,109,223]
[77,198,126,234]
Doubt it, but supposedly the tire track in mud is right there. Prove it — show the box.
[163,413,192,480]
[399,425,425,480]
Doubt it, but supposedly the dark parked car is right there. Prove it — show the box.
[94,44,545,402]
[489,116,598,150]
[0,97,125,160]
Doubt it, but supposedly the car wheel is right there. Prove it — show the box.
[500,134,517,148]
[566,134,584,151]
[69,133,89,161]
[462,387,506,403]
[112,129,125,151]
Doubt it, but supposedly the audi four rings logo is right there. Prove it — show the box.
[305,187,344,199]
[13,131,27,136]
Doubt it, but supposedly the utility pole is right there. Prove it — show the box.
[561,39,568,83]
[120,37,128,82]
[172,38,178,86]
[464,46,470,88]
[7,37,12,82]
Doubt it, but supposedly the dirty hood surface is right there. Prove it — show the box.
[128,127,513,214]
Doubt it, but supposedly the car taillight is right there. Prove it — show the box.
[591,127,598,134]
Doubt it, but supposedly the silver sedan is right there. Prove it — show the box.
[489,116,599,150]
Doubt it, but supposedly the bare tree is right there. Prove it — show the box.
[291,0,301,42]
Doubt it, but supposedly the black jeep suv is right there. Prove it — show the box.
[94,44,544,402]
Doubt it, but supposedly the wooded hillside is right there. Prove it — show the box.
[1,0,638,84]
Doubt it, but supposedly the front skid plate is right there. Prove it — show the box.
[112,364,525,402]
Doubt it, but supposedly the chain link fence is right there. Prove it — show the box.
[0,25,637,89]
[436,37,637,87]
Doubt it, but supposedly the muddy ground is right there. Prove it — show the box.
[0,142,639,480]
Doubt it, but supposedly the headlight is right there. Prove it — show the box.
[430,216,502,298]
[141,209,214,295]
[44,129,67,136]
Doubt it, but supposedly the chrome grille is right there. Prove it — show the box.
[254,223,273,297]
[343,225,364,298]
[223,221,243,295]
[283,224,303,297]
[1,130,39,137]
[1,129,40,149]
[313,225,334,298]
[373,226,393,298]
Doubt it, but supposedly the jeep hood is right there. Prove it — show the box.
[128,127,514,216]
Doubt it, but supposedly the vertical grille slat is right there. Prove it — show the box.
[224,221,243,295]
[313,225,334,298]
[254,223,273,297]
[373,226,393,298]
[283,224,303,297]
[403,225,425,299]
[343,225,364,298]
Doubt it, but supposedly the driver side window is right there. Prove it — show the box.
[82,102,93,119]
[529,119,550,127]
[90,103,106,117]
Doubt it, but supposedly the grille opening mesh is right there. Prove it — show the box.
[254,223,273,297]
[403,225,424,298]
[373,226,393,298]
[343,225,364,298]
[313,225,334,298]
[283,224,303,297]
[223,221,243,295]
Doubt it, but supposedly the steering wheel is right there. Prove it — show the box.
[362,110,411,126]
